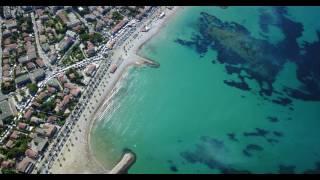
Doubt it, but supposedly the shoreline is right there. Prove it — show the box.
[89,6,183,173]
[49,6,183,174]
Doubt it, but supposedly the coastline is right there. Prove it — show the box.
[49,6,183,174]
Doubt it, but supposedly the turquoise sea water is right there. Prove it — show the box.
[91,7,320,173]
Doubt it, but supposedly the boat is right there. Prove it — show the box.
[159,12,165,19]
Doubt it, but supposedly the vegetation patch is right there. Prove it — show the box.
[27,83,38,95]
[0,135,31,159]
[80,32,103,44]
[1,81,16,94]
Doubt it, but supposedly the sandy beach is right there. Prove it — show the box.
[49,6,182,174]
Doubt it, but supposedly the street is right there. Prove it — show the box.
[31,12,52,69]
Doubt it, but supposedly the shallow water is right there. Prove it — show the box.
[91,7,320,174]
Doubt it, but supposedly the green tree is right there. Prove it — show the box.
[112,11,123,21]
[56,119,65,127]
[0,135,30,159]
[38,112,47,120]
[19,90,26,97]
[27,83,38,95]
[80,33,90,42]
[57,25,67,34]
[41,98,56,112]
[3,115,14,124]
[91,33,103,44]
[1,81,16,94]
[1,168,17,174]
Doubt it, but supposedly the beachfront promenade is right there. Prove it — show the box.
[33,47,117,173]
[32,30,114,174]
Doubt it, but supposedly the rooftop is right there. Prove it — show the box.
[25,149,38,160]
[16,157,34,173]
[18,54,36,64]
[24,108,34,120]
[15,73,31,86]
[0,99,14,121]
[31,68,46,82]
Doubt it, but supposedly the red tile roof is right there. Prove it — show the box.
[1,160,14,169]
[47,116,57,123]
[70,88,81,97]
[24,108,34,120]
[25,149,38,159]
[64,83,77,89]
[47,87,57,94]
[43,123,57,137]
[18,122,27,130]
[35,58,45,68]
[10,130,20,140]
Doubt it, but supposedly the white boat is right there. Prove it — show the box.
[159,12,165,19]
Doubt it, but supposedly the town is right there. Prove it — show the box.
[0,6,167,174]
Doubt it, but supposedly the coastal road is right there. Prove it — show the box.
[0,17,3,89]
[35,57,113,174]
[33,41,113,173]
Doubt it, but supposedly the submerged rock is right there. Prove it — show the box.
[271,97,293,106]
[246,144,264,151]
[267,138,279,144]
[200,136,225,149]
[278,164,296,174]
[175,8,320,102]
[242,149,252,157]
[227,133,239,142]
[243,128,269,138]
[273,131,284,137]
[170,165,178,172]
[304,161,320,173]
[180,151,198,164]
[224,79,251,91]
[256,128,269,137]
[267,116,279,123]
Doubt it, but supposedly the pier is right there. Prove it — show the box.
[109,149,136,174]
